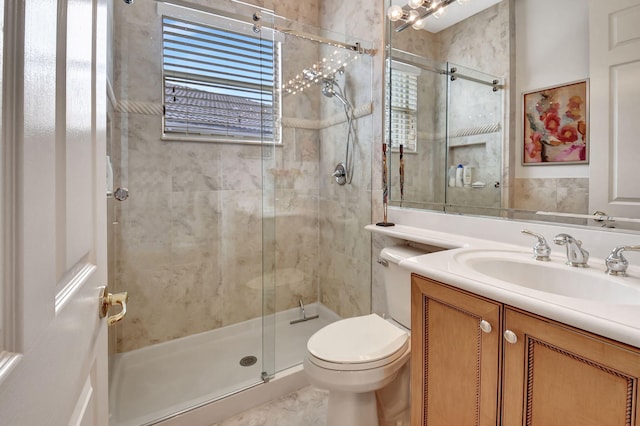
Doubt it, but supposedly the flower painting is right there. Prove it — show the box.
[523,80,588,165]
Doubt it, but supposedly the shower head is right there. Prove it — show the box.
[303,69,320,81]
[321,80,336,98]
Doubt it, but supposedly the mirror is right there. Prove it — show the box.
[385,0,640,232]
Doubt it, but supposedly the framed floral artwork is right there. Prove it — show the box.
[523,80,588,165]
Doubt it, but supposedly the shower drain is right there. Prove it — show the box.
[239,355,258,367]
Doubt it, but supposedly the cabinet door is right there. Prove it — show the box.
[502,308,640,426]
[411,275,502,426]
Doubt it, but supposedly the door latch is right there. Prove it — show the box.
[99,286,129,326]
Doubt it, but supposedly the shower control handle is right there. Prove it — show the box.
[333,163,347,185]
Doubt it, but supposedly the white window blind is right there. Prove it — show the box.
[162,16,280,142]
[386,65,418,152]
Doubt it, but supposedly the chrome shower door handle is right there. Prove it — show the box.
[100,286,129,326]
[114,187,129,201]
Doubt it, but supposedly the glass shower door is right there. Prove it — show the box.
[445,62,503,215]
[107,0,277,424]
[260,7,277,384]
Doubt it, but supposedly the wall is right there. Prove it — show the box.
[315,1,380,318]
[512,0,589,214]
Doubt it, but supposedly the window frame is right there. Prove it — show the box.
[158,3,282,145]
[386,59,419,153]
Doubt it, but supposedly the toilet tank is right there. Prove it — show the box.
[379,245,430,329]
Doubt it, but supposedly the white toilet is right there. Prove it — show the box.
[303,245,427,426]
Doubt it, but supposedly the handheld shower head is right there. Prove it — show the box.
[321,80,335,98]
[322,80,351,108]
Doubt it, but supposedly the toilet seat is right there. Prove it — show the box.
[306,314,409,371]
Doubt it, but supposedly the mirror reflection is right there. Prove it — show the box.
[387,51,504,215]
[385,0,640,231]
[386,0,511,215]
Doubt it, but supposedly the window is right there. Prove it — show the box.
[386,61,418,152]
[162,14,280,143]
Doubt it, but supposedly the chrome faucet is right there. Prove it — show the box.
[521,230,551,261]
[605,245,640,276]
[553,234,589,267]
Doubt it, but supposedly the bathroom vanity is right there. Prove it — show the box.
[366,222,640,425]
[411,275,640,426]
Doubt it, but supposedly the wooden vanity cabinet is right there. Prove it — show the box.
[411,274,640,426]
[502,308,640,426]
[410,275,502,425]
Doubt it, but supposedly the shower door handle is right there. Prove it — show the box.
[99,286,129,326]
[114,187,129,201]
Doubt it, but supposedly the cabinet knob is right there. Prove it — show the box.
[479,319,492,333]
[503,329,518,344]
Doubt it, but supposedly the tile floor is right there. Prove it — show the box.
[213,386,328,426]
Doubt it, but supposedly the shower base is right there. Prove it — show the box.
[109,302,339,426]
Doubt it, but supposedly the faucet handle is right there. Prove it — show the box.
[521,230,551,261]
[605,245,640,276]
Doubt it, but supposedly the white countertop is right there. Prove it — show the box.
[367,223,640,348]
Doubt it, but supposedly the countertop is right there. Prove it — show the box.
[366,223,640,348]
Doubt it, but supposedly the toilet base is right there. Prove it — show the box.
[326,390,378,426]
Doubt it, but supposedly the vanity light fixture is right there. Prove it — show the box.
[386,5,420,24]
[387,0,460,32]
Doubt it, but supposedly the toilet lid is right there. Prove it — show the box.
[307,314,409,363]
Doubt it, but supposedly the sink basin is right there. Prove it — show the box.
[452,250,640,305]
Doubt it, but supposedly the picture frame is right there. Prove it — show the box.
[522,80,588,165]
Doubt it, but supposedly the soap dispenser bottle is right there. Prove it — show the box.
[455,164,464,187]
[448,166,456,187]
[463,165,473,187]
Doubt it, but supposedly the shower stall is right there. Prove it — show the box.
[387,48,504,214]
[106,1,374,424]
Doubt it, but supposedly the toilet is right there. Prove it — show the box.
[303,245,427,426]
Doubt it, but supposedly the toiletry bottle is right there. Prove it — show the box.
[455,164,464,187]
[448,166,456,187]
[463,166,472,187]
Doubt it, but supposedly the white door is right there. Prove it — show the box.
[0,0,110,425]
[588,0,640,219]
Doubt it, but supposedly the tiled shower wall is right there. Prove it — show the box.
[316,1,381,319]
[108,0,375,352]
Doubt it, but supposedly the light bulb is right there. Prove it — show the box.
[412,17,427,30]
[406,10,420,24]
[433,5,446,19]
[407,0,424,9]
[387,5,405,22]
